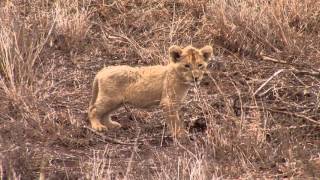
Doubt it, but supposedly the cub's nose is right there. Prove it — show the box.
[194,77,199,82]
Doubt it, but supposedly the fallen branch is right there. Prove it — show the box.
[291,69,320,78]
[261,56,320,78]
[266,108,320,126]
[237,106,320,126]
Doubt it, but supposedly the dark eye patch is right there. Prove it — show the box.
[173,52,181,60]
[184,64,191,68]
[198,64,203,68]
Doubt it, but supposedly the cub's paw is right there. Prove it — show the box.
[92,123,108,131]
[106,120,122,129]
[176,130,188,139]
[173,130,192,144]
[171,129,188,139]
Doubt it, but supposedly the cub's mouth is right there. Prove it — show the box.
[184,79,201,86]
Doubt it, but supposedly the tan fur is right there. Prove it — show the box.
[88,45,213,138]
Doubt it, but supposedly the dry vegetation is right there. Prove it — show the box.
[1,0,320,179]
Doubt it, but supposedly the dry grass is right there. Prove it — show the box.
[1,0,320,179]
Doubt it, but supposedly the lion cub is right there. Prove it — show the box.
[88,45,213,138]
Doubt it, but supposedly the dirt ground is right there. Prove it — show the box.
[0,0,320,179]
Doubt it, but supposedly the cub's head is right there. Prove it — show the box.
[169,45,213,85]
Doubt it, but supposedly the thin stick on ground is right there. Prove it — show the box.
[253,69,285,96]
[84,126,139,145]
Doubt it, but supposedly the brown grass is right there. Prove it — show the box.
[1,0,319,179]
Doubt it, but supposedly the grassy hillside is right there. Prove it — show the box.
[0,0,319,179]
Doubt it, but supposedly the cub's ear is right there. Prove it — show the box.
[200,45,213,61]
[169,45,182,63]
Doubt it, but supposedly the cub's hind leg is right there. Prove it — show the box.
[89,97,122,131]
[101,99,122,129]
[88,100,108,131]
[103,114,122,130]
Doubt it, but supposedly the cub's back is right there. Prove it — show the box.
[96,65,167,79]
[95,65,168,90]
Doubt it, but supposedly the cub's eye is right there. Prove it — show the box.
[198,64,204,69]
[184,64,191,69]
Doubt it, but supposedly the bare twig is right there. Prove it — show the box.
[124,128,141,179]
[253,69,285,96]
[261,55,287,64]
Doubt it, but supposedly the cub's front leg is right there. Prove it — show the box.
[160,97,187,139]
